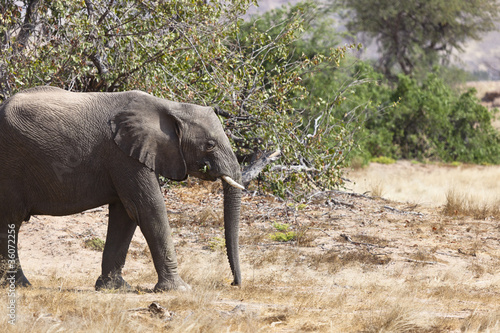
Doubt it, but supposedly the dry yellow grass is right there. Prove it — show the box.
[443,187,500,219]
[2,168,500,332]
[347,160,500,208]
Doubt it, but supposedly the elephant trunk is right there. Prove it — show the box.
[222,175,242,286]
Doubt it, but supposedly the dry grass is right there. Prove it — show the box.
[348,160,500,208]
[4,164,500,332]
[460,310,500,332]
[4,249,499,332]
[443,187,500,219]
[369,181,385,198]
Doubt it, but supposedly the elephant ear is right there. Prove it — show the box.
[110,109,187,181]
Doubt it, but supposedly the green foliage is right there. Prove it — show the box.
[7,0,494,197]
[344,63,500,164]
[207,237,226,252]
[0,0,256,99]
[237,2,363,197]
[269,221,304,242]
[272,222,290,232]
[1,0,360,197]
[370,156,396,165]
[270,231,298,242]
[294,203,308,211]
[84,237,105,252]
[249,0,500,169]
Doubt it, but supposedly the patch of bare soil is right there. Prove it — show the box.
[4,179,500,332]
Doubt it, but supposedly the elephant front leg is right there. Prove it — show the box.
[112,169,190,292]
[138,208,191,292]
[95,202,137,291]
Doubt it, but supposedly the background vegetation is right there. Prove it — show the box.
[1,0,361,198]
[2,0,500,197]
[335,63,500,164]
[340,0,499,78]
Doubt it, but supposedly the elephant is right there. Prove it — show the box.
[0,86,244,292]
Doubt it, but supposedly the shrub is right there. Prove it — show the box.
[272,222,290,232]
[270,222,296,242]
[338,63,500,164]
[370,156,396,164]
[270,231,298,242]
[84,237,105,252]
[207,237,226,252]
[1,0,360,198]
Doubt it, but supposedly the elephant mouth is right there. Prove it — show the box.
[189,168,244,190]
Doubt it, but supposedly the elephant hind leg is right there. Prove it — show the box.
[0,221,31,287]
[0,189,31,287]
[95,201,137,291]
[0,267,30,288]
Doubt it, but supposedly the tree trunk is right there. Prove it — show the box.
[14,0,42,52]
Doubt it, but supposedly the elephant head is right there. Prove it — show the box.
[109,92,243,286]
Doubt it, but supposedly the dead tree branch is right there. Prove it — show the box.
[241,150,281,185]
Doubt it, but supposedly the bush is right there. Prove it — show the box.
[1,0,360,198]
[208,237,226,252]
[370,156,396,164]
[84,237,105,252]
[337,63,500,164]
[272,222,290,232]
[270,231,298,242]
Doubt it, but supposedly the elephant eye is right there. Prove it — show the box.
[206,140,216,152]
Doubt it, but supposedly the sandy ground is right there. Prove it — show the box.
[5,165,499,332]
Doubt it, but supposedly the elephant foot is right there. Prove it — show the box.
[1,270,31,288]
[154,275,191,292]
[16,274,31,287]
[95,274,134,292]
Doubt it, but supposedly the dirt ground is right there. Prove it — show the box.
[3,163,499,332]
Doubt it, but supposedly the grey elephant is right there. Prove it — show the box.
[0,86,244,291]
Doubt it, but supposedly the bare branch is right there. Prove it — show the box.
[242,150,281,185]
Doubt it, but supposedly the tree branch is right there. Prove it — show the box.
[242,150,281,185]
[97,0,115,26]
[213,105,233,118]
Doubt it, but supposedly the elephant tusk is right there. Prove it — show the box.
[222,176,245,190]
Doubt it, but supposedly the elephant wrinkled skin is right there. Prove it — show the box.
[0,86,243,292]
